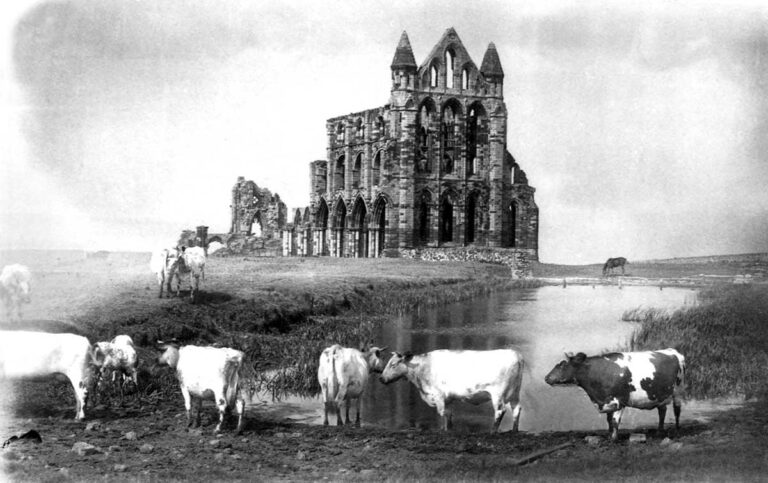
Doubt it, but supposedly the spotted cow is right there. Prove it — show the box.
[544,348,685,441]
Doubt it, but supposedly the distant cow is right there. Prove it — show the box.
[317,343,388,427]
[0,330,93,420]
[544,349,685,441]
[149,248,181,298]
[379,349,524,433]
[173,246,206,302]
[602,257,628,276]
[0,264,31,321]
[156,341,246,433]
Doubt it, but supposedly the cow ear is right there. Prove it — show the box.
[564,352,572,360]
[574,353,587,364]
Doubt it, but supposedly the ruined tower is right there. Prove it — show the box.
[292,28,538,260]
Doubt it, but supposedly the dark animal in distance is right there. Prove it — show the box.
[544,349,685,441]
[602,257,628,276]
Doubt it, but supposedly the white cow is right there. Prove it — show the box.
[173,246,206,302]
[149,248,181,298]
[317,344,388,427]
[0,264,31,321]
[379,349,524,433]
[92,335,139,403]
[0,330,93,420]
[156,341,246,433]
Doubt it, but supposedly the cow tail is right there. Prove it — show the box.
[330,347,340,400]
[224,358,241,406]
[676,353,686,388]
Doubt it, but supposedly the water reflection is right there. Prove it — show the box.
[256,285,700,433]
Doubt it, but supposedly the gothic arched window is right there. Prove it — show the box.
[445,50,455,88]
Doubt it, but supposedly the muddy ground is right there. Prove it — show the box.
[1,251,768,481]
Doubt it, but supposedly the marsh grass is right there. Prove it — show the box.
[621,306,678,322]
[628,284,768,399]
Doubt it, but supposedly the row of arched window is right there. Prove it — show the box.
[334,116,388,145]
[426,49,473,90]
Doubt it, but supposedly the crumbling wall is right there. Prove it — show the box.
[230,177,287,239]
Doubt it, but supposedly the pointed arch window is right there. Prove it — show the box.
[372,151,381,185]
[334,155,345,190]
[462,68,469,89]
[445,50,455,88]
[353,153,362,188]
[430,65,438,88]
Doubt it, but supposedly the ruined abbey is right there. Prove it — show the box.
[285,28,538,260]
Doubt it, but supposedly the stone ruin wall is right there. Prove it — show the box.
[396,246,535,278]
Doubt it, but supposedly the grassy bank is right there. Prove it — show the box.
[627,284,768,399]
[63,256,537,398]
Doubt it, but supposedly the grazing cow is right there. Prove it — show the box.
[317,343,388,427]
[379,349,524,433]
[544,349,685,441]
[149,248,181,298]
[92,335,139,404]
[156,341,246,433]
[0,330,93,420]
[0,264,31,321]
[602,257,628,277]
[173,246,206,302]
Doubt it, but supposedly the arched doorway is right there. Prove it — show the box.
[465,192,479,244]
[351,197,368,258]
[332,199,347,257]
[509,201,518,248]
[440,195,454,243]
[372,196,388,257]
[417,190,431,245]
[316,199,329,256]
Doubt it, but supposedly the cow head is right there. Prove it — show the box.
[363,345,389,373]
[544,352,587,386]
[90,342,111,368]
[379,351,413,384]
[156,339,181,369]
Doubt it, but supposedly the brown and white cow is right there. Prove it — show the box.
[379,349,524,433]
[544,348,685,441]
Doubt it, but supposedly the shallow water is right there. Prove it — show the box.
[254,285,709,433]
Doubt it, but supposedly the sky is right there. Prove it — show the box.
[1,0,767,264]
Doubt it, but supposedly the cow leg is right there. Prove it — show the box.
[491,396,506,434]
[345,401,351,426]
[610,409,624,441]
[657,404,667,432]
[673,398,682,430]
[213,388,229,432]
[335,386,348,426]
[234,397,245,434]
[510,403,522,433]
[435,399,450,431]
[354,397,361,428]
[181,386,193,427]
[68,372,87,421]
[335,401,344,426]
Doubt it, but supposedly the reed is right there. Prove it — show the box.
[627,284,768,399]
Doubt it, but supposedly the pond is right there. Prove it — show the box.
[254,285,702,433]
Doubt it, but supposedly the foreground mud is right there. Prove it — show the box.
[2,391,767,482]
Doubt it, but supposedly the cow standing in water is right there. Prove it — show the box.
[379,349,524,433]
[545,349,685,441]
[602,257,628,276]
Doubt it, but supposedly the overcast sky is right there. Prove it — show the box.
[1,0,767,264]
